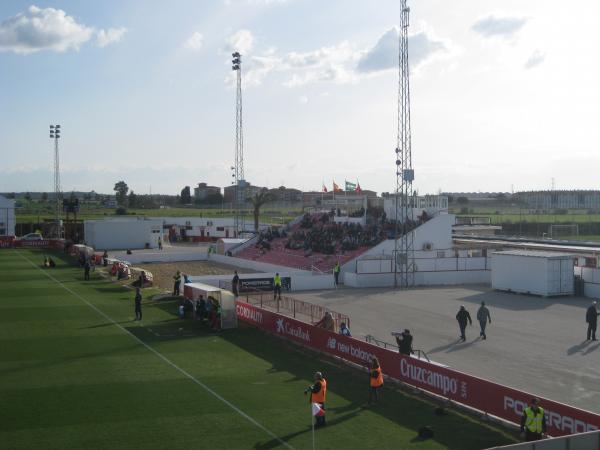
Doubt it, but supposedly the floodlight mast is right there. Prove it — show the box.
[394,0,415,288]
[232,51,245,236]
[49,124,62,238]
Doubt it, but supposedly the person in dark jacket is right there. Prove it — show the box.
[520,398,547,441]
[395,329,414,355]
[456,305,472,342]
[84,260,91,281]
[134,288,142,321]
[586,301,599,341]
[477,301,492,340]
[232,271,240,297]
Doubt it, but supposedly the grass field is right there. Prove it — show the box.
[0,250,518,449]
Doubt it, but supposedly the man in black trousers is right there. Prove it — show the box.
[134,288,142,321]
[586,301,599,341]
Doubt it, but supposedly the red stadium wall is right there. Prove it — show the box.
[235,300,600,437]
[1,239,65,249]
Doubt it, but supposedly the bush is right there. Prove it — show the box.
[115,207,127,215]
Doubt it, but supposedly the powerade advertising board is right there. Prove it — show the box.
[240,276,291,293]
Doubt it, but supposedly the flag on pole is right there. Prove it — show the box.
[333,181,342,193]
[322,184,328,193]
[345,180,356,192]
[356,182,362,194]
[312,403,325,417]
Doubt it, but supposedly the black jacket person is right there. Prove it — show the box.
[456,305,472,341]
[586,301,600,340]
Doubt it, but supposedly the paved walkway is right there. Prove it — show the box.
[291,285,600,413]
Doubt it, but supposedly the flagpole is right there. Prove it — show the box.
[312,410,315,450]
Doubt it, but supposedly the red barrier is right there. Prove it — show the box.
[235,300,600,437]
[0,236,15,248]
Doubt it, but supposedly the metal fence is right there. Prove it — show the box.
[241,292,350,331]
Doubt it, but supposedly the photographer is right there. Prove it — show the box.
[304,372,327,427]
[394,329,414,356]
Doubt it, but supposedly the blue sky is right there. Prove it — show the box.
[1,0,599,195]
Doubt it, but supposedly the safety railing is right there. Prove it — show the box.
[365,334,430,362]
[242,292,350,331]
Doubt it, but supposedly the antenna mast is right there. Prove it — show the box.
[394,0,415,288]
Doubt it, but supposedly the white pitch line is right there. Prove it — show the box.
[16,250,295,450]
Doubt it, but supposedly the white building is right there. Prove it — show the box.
[84,218,163,250]
[0,195,16,236]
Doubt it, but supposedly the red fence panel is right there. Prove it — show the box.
[235,300,600,437]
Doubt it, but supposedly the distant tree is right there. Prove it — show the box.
[248,189,274,231]
[114,181,129,206]
[41,192,48,202]
[69,191,76,202]
[7,193,15,199]
[180,186,192,204]
[83,192,92,201]
[457,196,469,205]
[24,192,31,201]
[128,190,139,208]
[115,207,127,215]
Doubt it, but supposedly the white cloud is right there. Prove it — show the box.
[96,27,127,48]
[472,14,528,38]
[299,95,308,104]
[184,31,204,51]
[0,5,93,53]
[226,29,254,54]
[357,27,449,74]
[524,50,545,69]
[224,24,453,88]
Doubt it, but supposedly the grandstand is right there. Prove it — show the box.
[236,212,386,272]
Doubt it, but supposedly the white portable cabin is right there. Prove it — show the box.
[183,282,238,329]
[0,195,16,236]
[84,218,163,250]
[491,250,575,297]
[216,238,247,255]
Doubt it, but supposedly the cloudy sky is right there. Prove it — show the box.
[1,0,599,195]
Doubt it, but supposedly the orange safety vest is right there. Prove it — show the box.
[311,379,327,404]
[370,366,384,387]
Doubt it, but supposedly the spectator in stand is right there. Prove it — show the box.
[456,305,473,342]
[477,301,492,340]
[315,312,335,331]
[232,271,240,297]
[340,322,351,336]
[395,329,414,356]
[586,301,599,341]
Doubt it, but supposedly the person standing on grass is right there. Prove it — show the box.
[477,301,492,340]
[586,301,599,341]
[368,357,384,405]
[84,259,91,281]
[173,270,182,296]
[304,371,327,427]
[134,288,142,321]
[456,305,472,342]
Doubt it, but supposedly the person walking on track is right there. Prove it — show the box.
[173,270,182,296]
[273,272,282,300]
[134,288,142,321]
[520,398,547,441]
[586,301,600,341]
[477,301,492,340]
[304,371,327,427]
[456,305,473,342]
[232,271,240,297]
[368,357,384,405]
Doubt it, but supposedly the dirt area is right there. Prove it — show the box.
[137,261,255,291]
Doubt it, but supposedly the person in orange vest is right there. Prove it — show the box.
[368,357,384,405]
[304,371,327,427]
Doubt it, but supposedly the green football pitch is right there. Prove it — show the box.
[0,249,517,449]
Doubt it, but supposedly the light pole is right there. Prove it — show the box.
[49,124,62,238]
[232,52,246,237]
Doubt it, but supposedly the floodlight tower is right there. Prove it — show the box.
[232,52,246,237]
[49,124,62,238]
[394,0,415,288]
